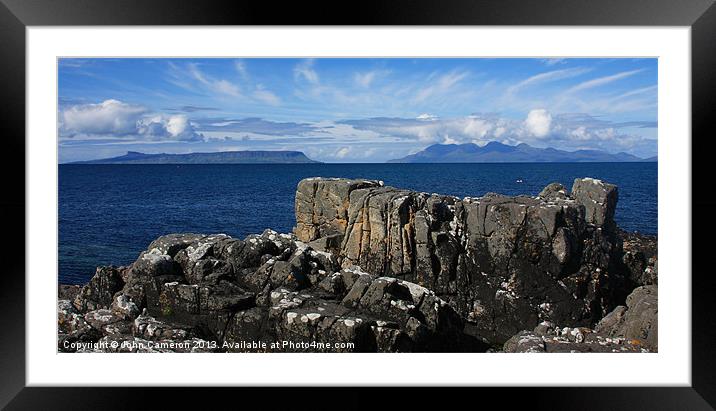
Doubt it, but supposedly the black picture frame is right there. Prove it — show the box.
[1,0,714,409]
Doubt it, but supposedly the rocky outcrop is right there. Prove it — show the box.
[59,230,485,353]
[504,285,657,352]
[58,176,657,353]
[293,177,641,344]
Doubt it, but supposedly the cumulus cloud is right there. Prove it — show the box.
[61,99,147,136]
[136,115,202,141]
[524,109,552,138]
[338,109,655,156]
[60,100,203,141]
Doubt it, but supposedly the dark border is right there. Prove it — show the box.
[1,0,714,409]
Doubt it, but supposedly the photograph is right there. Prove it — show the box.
[56,57,659,354]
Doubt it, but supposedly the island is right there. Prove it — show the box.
[67,150,321,164]
[388,141,656,163]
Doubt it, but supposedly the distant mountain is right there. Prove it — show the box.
[68,150,321,164]
[641,156,658,162]
[388,142,646,163]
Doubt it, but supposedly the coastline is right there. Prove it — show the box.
[58,176,657,353]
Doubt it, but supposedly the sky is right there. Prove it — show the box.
[58,58,657,163]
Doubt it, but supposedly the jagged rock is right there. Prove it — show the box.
[73,266,125,312]
[152,280,255,342]
[292,177,632,344]
[595,285,658,350]
[265,271,483,352]
[58,284,82,301]
[620,231,658,285]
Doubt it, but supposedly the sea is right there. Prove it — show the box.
[59,163,657,284]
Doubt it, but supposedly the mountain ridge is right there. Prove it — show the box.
[388,141,654,163]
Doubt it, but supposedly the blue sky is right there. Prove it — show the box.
[58,58,657,163]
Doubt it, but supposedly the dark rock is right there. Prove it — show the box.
[539,182,569,201]
[58,284,82,301]
[224,307,272,352]
[619,230,658,285]
[73,266,125,312]
[595,285,658,350]
[292,177,636,344]
[154,281,255,342]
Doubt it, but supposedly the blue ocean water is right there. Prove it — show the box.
[59,163,657,284]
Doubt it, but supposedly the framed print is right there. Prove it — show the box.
[2,0,715,409]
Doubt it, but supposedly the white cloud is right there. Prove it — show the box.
[416,113,438,121]
[566,69,644,94]
[61,100,203,141]
[336,109,655,155]
[187,63,241,97]
[354,71,377,87]
[294,59,319,84]
[506,67,590,95]
[442,135,458,144]
[335,147,351,158]
[461,117,493,139]
[61,99,147,136]
[234,60,248,79]
[354,70,388,87]
[524,109,552,138]
[253,85,281,106]
[541,58,566,66]
[413,71,469,103]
